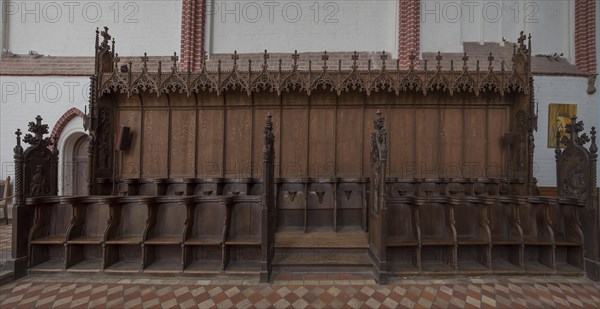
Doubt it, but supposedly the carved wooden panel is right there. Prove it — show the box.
[117,110,141,178]
[464,109,487,178]
[142,110,168,178]
[170,109,196,178]
[225,108,252,178]
[309,108,335,178]
[336,108,363,177]
[440,109,462,178]
[389,108,414,178]
[280,109,308,178]
[487,108,508,177]
[416,109,439,178]
[198,109,224,177]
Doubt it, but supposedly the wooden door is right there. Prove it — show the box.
[72,135,89,196]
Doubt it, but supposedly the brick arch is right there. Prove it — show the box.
[575,0,597,74]
[51,107,85,146]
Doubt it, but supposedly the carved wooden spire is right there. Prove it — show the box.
[322,51,329,71]
[380,51,388,71]
[351,51,359,71]
[262,50,269,71]
[292,50,299,71]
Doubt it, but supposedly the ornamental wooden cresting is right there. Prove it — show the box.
[11,28,598,282]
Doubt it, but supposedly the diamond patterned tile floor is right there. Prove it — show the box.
[1,224,600,308]
[0,274,597,308]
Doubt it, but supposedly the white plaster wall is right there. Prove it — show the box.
[209,0,397,53]
[532,76,599,187]
[4,1,182,56]
[0,76,89,184]
[420,0,463,53]
[421,0,572,56]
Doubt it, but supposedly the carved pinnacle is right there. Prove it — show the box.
[15,129,22,146]
[171,52,179,70]
[436,52,442,71]
[292,50,299,70]
[381,51,388,70]
[518,31,526,46]
[488,52,494,70]
[113,53,120,72]
[322,51,329,70]
[351,51,359,71]
[591,127,598,155]
[409,51,416,70]
[141,52,149,71]
[462,52,469,70]
[232,50,239,68]
[201,50,207,68]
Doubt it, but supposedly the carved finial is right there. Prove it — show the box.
[322,51,329,70]
[409,51,416,70]
[351,51,359,71]
[232,50,239,68]
[569,115,578,142]
[113,53,120,72]
[381,51,388,70]
[201,50,207,68]
[338,59,342,71]
[141,52,149,71]
[15,129,22,146]
[95,27,100,49]
[248,58,253,72]
[111,38,115,57]
[23,115,51,146]
[476,60,480,72]
[488,52,494,70]
[171,52,179,71]
[591,127,598,155]
[450,60,454,72]
[292,50,299,71]
[263,49,269,70]
[555,130,562,156]
[501,60,505,71]
[436,52,442,71]
[518,31,526,48]
[462,52,469,70]
[278,58,282,72]
[101,26,110,45]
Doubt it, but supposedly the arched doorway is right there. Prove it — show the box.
[71,135,89,195]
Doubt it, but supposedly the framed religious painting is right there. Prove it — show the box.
[547,103,577,148]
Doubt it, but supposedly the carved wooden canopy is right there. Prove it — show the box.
[94,28,532,98]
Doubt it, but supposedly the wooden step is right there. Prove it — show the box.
[272,231,372,273]
[274,231,368,248]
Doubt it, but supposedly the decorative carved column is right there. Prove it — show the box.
[260,113,275,283]
[369,111,388,284]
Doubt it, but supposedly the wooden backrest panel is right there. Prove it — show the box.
[192,203,226,237]
[113,93,510,182]
[154,202,186,236]
[83,203,109,237]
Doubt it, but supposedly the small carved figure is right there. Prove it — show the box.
[30,164,49,196]
[562,166,586,197]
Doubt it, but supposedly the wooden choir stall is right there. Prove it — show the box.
[9,28,599,283]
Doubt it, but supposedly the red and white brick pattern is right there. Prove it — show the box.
[575,0,597,74]
[180,0,206,72]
